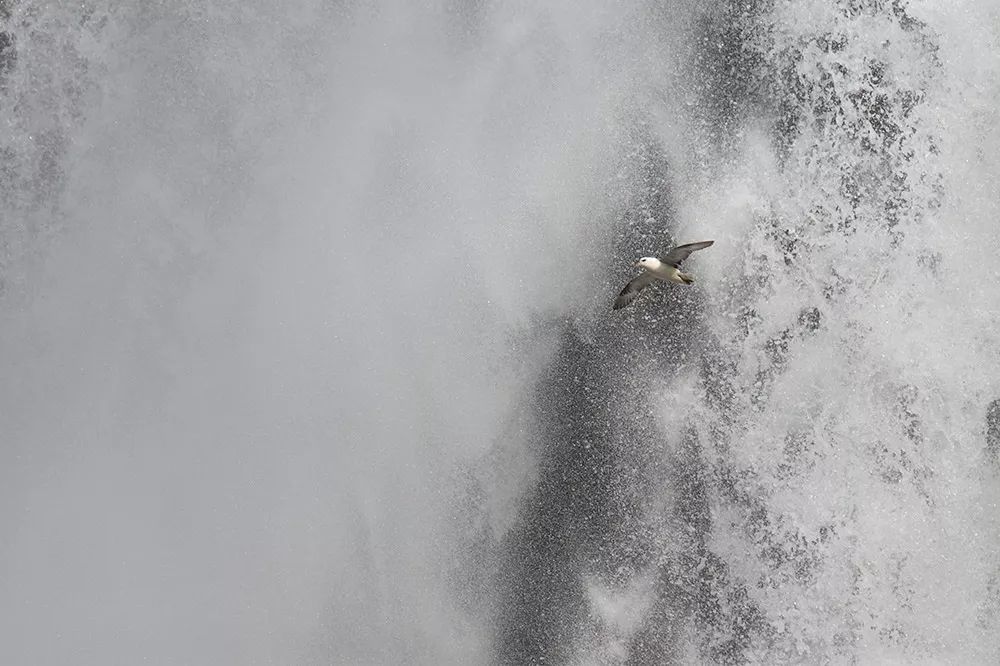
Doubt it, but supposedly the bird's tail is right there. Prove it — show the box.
[679,272,695,285]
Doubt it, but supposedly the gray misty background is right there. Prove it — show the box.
[1,1,999,664]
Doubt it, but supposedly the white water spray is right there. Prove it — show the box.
[0,1,997,664]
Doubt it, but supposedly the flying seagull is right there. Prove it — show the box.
[613,240,714,310]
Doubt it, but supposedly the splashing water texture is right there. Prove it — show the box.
[0,1,998,664]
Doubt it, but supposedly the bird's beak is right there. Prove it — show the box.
[633,260,641,268]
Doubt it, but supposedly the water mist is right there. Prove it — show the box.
[1,1,998,665]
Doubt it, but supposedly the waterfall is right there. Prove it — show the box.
[0,1,997,664]
[662,1,1000,662]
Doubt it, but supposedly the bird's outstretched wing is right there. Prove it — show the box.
[662,240,714,268]
[613,273,657,310]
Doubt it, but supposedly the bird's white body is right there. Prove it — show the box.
[637,257,686,284]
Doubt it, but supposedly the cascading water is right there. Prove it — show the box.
[1,1,997,664]
[656,1,1000,662]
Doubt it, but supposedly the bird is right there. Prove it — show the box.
[613,240,714,310]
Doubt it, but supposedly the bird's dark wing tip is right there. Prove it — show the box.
[612,273,655,310]
[612,288,632,310]
[612,284,639,310]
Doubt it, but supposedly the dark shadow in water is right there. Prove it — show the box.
[492,123,700,664]
[492,125,758,663]
[987,400,1000,469]
[492,3,774,663]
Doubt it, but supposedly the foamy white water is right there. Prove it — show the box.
[0,1,997,664]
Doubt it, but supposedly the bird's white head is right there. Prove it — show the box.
[635,257,661,271]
